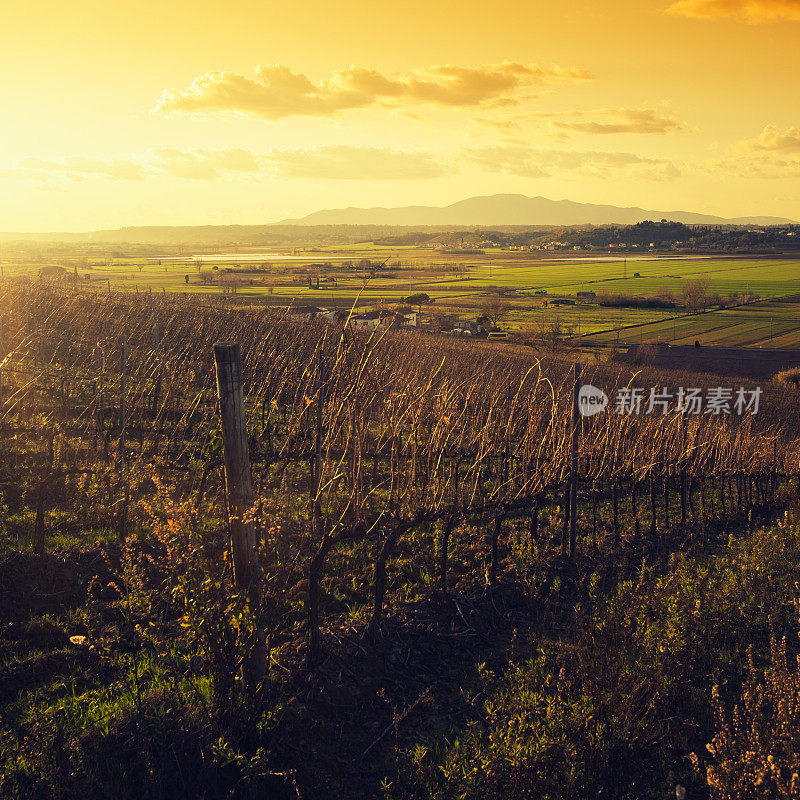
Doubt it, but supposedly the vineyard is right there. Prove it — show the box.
[2,281,800,799]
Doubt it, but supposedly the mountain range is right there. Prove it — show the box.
[281,193,795,227]
[1,194,794,244]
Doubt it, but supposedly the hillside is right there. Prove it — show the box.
[281,193,796,227]
[2,284,800,800]
[1,195,794,246]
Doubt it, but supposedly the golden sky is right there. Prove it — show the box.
[2,0,800,230]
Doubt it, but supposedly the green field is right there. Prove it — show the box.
[582,297,800,349]
[4,245,800,344]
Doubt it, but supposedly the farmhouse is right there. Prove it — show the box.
[349,310,394,331]
[318,309,350,325]
[287,304,326,320]
[447,319,488,337]
[397,311,417,327]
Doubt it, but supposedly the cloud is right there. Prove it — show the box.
[5,146,451,182]
[706,154,800,177]
[537,108,682,135]
[19,144,675,184]
[473,108,682,140]
[707,125,800,177]
[666,0,800,21]
[262,146,452,179]
[473,117,524,134]
[14,156,145,180]
[9,149,261,182]
[737,124,800,153]
[153,62,594,120]
[147,148,261,179]
[462,144,681,180]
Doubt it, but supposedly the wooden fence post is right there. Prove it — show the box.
[117,334,129,540]
[307,348,328,669]
[151,314,162,415]
[118,334,127,472]
[569,362,580,560]
[0,313,4,395]
[214,342,266,690]
[95,342,103,424]
[680,408,688,526]
[650,473,657,538]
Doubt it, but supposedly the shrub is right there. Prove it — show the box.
[775,367,800,389]
[597,293,676,310]
[697,630,800,798]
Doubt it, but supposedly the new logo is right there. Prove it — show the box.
[578,384,609,417]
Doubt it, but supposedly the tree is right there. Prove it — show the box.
[682,277,710,314]
[218,275,241,294]
[539,317,565,353]
[480,296,510,328]
[406,293,431,314]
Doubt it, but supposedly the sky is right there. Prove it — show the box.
[2,0,800,230]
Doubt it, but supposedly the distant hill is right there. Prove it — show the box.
[281,194,796,227]
[0,194,794,245]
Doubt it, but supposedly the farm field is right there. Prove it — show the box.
[5,245,800,342]
[583,297,800,349]
[5,247,800,297]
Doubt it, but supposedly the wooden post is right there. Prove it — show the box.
[307,349,328,668]
[96,342,105,430]
[214,342,266,689]
[680,409,688,526]
[561,477,570,558]
[489,514,502,584]
[438,514,455,587]
[0,313,4,395]
[117,334,129,540]
[569,363,580,560]
[118,334,127,472]
[529,493,542,545]
[151,314,162,415]
[313,349,324,505]
[649,473,657,537]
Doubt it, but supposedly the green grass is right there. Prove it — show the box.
[584,297,800,349]
[6,250,800,342]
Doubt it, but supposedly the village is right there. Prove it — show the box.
[286,303,506,337]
